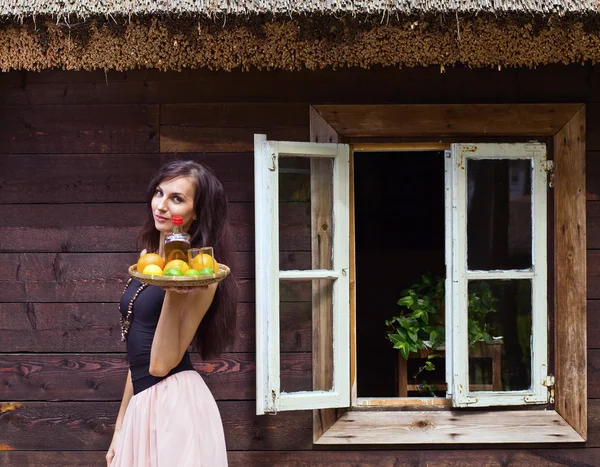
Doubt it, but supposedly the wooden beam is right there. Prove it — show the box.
[314,104,581,138]
[554,104,587,440]
[309,106,343,442]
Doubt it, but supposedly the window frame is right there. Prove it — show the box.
[308,104,586,444]
[450,142,549,408]
[254,135,351,415]
[253,104,586,444]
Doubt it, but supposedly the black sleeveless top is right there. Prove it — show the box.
[119,279,194,394]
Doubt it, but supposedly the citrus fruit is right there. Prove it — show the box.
[142,264,164,276]
[163,259,189,274]
[137,253,165,273]
[190,254,218,273]
[198,267,215,275]
[185,269,201,276]
[164,268,184,276]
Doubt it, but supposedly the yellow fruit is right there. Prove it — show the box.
[163,259,190,274]
[142,264,164,276]
[190,253,219,273]
[137,253,165,273]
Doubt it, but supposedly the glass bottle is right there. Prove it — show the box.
[164,216,191,263]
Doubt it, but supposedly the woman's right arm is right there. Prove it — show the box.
[106,369,133,466]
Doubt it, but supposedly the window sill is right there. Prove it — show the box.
[314,409,584,444]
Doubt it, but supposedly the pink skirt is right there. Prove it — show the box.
[110,370,228,467]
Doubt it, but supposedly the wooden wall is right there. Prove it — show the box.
[0,64,599,465]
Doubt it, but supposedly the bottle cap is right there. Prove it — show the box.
[172,216,183,225]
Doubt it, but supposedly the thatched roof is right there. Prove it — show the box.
[0,0,597,18]
[1,2,600,71]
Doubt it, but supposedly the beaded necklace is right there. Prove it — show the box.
[120,278,148,342]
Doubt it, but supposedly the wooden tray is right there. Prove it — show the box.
[128,263,230,287]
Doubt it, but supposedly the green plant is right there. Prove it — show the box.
[385,273,499,395]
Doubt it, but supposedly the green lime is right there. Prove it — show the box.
[185,269,201,276]
[164,268,184,276]
[198,267,215,275]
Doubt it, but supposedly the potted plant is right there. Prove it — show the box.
[385,273,499,395]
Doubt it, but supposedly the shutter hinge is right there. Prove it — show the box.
[542,375,555,403]
[542,160,555,188]
[268,389,278,415]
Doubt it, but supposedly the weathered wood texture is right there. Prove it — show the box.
[0,353,311,401]
[0,203,309,252]
[1,65,599,463]
[554,106,588,439]
[315,104,582,138]
[309,106,343,442]
[0,401,313,451]
[0,302,310,353]
[0,252,310,303]
[3,449,600,467]
[0,105,159,153]
[0,399,599,452]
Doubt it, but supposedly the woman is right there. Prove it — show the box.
[106,160,238,467]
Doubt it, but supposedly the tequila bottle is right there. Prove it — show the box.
[164,216,191,263]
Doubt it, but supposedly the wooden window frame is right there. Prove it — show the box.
[309,104,586,444]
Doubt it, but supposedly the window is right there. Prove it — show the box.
[254,105,586,444]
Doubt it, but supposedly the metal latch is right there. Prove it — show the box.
[541,160,555,188]
[543,375,555,403]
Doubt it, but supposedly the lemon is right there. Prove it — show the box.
[163,259,190,274]
[142,264,164,276]
[137,253,165,273]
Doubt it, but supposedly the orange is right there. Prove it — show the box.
[142,264,164,276]
[190,253,219,273]
[163,259,190,274]
[137,253,165,273]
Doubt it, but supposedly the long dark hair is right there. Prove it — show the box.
[139,160,239,359]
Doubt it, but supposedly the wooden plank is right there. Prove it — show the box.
[309,106,342,442]
[590,300,600,349]
[586,251,600,300]
[0,105,159,154]
[3,65,598,108]
[587,202,600,247]
[586,152,600,201]
[314,104,581,138]
[0,202,309,253]
[0,452,106,467]
[4,448,600,467]
[317,409,583,444]
[0,153,254,203]
[0,301,310,353]
[0,276,309,304]
[554,104,587,440]
[590,349,600,399]
[228,448,600,466]
[0,250,309,282]
[0,401,313,451]
[160,126,308,153]
[0,80,160,106]
[587,103,600,151]
[160,103,307,127]
[149,67,520,105]
[0,352,311,401]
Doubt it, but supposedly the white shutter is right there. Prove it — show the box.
[449,143,549,407]
[254,134,350,414]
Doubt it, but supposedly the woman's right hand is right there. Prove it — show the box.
[106,431,120,466]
